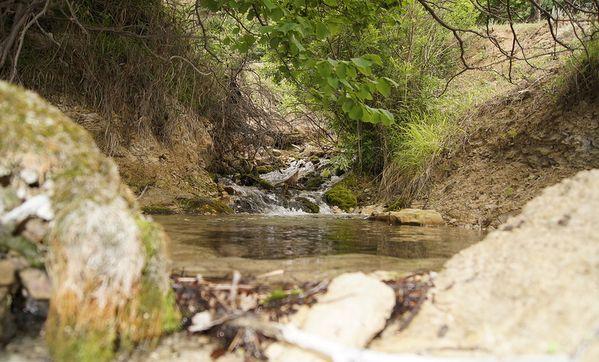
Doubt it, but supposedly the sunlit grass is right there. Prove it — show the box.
[393,111,454,178]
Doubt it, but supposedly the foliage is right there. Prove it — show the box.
[560,38,599,106]
[392,111,454,179]
[2,0,223,152]
[199,0,399,126]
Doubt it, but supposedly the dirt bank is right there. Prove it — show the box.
[57,102,220,211]
[425,77,599,228]
[416,22,599,228]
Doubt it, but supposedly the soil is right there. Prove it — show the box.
[426,82,599,228]
[57,101,220,210]
[419,22,599,228]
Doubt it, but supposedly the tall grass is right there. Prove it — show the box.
[3,1,224,154]
[379,109,457,207]
[394,112,453,178]
[560,38,599,106]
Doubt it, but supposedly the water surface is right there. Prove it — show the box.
[155,214,483,281]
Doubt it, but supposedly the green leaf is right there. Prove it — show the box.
[327,77,339,88]
[323,0,338,6]
[290,34,305,53]
[237,34,256,52]
[357,85,373,101]
[317,61,332,78]
[364,54,383,66]
[200,0,220,11]
[379,109,395,126]
[348,102,363,120]
[376,78,392,97]
[361,105,374,123]
[341,98,354,112]
[314,23,328,38]
[351,57,372,69]
[262,0,277,10]
[326,22,342,36]
[270,8,285,20]
[340,79,354,90]
[335,62,347,79]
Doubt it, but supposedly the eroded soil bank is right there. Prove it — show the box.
[423,81,599,228]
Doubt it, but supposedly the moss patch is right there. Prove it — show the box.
[237,174,274,190]
[0,234,44,268]
[255,165,275,174]
[177,197,233,214]
[302,173,325,191]
[141,205,175,215]
[324,185,357,211]
[46,313,116,362]
[295,197,320,213]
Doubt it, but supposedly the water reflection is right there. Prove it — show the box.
[154,215,482,260]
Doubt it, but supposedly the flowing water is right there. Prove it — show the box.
[155,214,483,282]
[154,156,484,282]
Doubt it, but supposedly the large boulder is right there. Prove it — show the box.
[0,82,179,361]
[373,170,599,359]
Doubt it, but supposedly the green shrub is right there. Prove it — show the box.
[393,112,454,179]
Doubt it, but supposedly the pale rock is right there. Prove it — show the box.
[19,268,51,300]
[266,272,395,362]
[369,209,445,226]
[372,170,599,357]
[19,169,38,185]
[357,204,385,216]
[0,260,17,286]
[1,194,54,225]
[21,218,48,243]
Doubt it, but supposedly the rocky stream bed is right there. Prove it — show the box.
[1,82,598,362]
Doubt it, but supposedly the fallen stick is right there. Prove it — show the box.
[231,317,571,362]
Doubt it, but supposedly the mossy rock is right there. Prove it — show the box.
[0,82,179,362]
[141,205,176,215]
[238,174,274,190]
[334,173,375,205]
[302,172,325,191]
[324,185,357,211]
[295,197,320,214]
[255,165,274,174]
[177,197,233,214]
[0,234,44,268]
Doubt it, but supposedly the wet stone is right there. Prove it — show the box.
[370,209,445,226]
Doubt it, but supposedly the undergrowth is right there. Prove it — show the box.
[2,0,225,154]
[560,38,599,107]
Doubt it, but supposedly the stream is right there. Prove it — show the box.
[156,214,483,283]
[153,155,484,282]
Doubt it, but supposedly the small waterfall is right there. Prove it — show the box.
[260,159,316,185]
[220,157,336,215]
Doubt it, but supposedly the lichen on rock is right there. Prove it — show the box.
[0,81,179,361]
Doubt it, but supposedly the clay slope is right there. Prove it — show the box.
[426,80,599,227]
